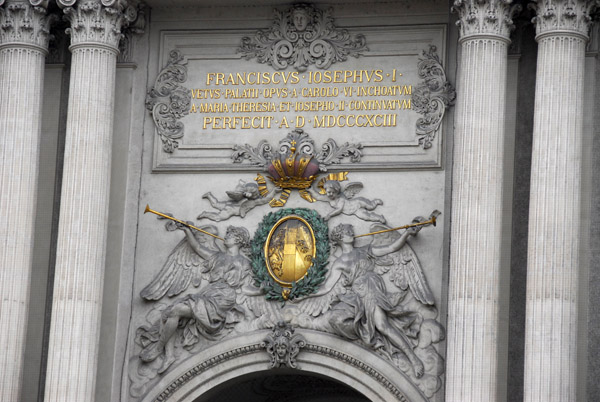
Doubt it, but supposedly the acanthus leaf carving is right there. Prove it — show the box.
[452,0,522,40]
[60,0,135,50]
[146,49,191,153]
[238,4,368,71]
[316,138,363,168]
[412,45,456,149]
[231,140,273,167]
[0,0,55,50]
[529,0,598,38]
[233,129,362,171]
[231,130,362,206]
[117,1,145,63]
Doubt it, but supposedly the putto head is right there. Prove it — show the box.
[323,180,341,198]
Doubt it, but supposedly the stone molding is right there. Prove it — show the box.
[452,0,522,41]
[529,0,598,40]
[150,340,412,402]
[0,0,55,52]
[57,0,139,51]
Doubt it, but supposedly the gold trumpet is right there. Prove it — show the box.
[354,210,440,238]
[144,204,224,241]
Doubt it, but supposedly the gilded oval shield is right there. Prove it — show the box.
[264,215,316,287]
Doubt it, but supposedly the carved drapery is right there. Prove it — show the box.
[446,1,520,401]
[524,1,597,401]
[0,1,52,400]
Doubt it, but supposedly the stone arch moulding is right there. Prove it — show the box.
[140,330,430,402]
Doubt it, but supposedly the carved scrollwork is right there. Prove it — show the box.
[262,321,306,369]
[277,129,315,156]
[238,4,368,72]
[412,45,456,149]
[232,129,362,171]
[316,138,363,168]
[231,140,273,166]
[146,49,191,153]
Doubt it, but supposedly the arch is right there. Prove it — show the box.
[141,330,429,402]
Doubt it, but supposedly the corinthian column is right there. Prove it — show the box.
[43,1,136,400]
[446,1,520,401]
[524,2,596,401]
[0,1,52,401]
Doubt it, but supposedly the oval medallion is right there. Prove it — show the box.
[264,215,316,287]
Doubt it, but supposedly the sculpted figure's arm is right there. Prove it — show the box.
[371,225,421,257]
[324,202,344,221]
[181,227,217,260]
[306,262,344,297]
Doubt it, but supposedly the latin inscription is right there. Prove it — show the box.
[189,69,412,130]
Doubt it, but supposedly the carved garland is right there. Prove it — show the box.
[251,208,329,302]
[146,49,191,153]
[412,45,456,149]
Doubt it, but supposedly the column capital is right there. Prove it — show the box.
[529,0,599,41]
[0,0,55,52]
[58,0,140,52]
[452,0,522,42]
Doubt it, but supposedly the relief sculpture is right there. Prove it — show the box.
[238,4,368,71]
[130,131,445,400]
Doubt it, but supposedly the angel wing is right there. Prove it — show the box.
[242,293,284,322]
[140,226,221,301]
[371,224,435,305]
[296,283,346,317]
[342,182,363,199]
[225,189,245,201]
[296,255,348,317]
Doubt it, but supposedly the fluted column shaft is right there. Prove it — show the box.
[524,1,595,400]
[0,1,51,401]
[43,1,133,400]
[446,1,519,401]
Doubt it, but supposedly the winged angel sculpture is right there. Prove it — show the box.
[135,222,280,375]
[314,179,385,223]
[132,191,444,398]
[291,219,445,392]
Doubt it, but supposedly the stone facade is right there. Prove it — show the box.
[1,1,599,402]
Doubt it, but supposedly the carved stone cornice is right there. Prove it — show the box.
[529,0,599,40]
[452,0,522,42]
[0,0,55,52]
[57,0,139,52]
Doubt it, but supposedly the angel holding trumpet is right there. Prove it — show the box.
[295,211,441,379]
[136,207,271,374]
